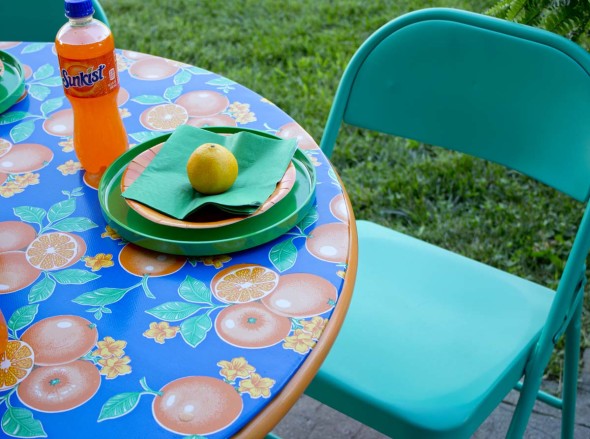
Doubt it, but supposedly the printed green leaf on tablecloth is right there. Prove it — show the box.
[1,407,46,438]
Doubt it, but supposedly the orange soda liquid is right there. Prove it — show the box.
[55,17,127,186]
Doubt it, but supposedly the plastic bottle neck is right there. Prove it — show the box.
[68,15,94,27]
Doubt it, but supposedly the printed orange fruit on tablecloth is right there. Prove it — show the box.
[211,264,279,304]
[175,90,230,117]
[152,376,243,436]
[0,138,11,158]
[139,103,189,131]
[0,221,37,252]
[25,232,85,271]
[215,302,292,348]
[17,360,101,412]
[305,222,349,263]
[42,109,74,137]
[276,122,318,150]
[0,143,53,174]
[20,315,98,366]
[0,340,34,390]
[0,42,20,50]
[329,193,348,223]
[262,273,337,318]
[128,56,179,80]
[0,251,41,294]
[119,243,185,277]
[186,114,237,128]
[117,87,129,106]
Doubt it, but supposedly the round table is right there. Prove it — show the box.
[0,41,357,439]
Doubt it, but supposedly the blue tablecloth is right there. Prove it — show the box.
[0,42,354,438]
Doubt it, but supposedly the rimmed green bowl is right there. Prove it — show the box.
[98,127,316,256]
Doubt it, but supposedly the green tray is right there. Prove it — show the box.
[98,127,316,256]
[0,50,25,114]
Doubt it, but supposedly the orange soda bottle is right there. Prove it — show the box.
[0,309,7,356]
[55,0,127,188]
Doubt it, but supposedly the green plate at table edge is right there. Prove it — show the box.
[0,50,26,114]
[98,126,317,256]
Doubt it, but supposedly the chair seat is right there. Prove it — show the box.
[306,220,555,438]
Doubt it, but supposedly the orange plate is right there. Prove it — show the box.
[121,143,297,229]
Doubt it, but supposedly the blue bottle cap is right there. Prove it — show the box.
[64,0,94,18]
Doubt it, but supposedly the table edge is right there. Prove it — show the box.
[235,167,359,438]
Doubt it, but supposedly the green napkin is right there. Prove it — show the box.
[121,125,298,220]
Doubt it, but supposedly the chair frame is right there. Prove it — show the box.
[316,8,590,438]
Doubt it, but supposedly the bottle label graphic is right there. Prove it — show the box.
[58,51,119,98]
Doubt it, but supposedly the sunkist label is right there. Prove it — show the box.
[58,51,119,98]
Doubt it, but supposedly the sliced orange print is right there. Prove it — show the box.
[262,273,337,318]
[0,138,12,158]
[25,232,81,271]
[152,376,243,436]
[20,315,98,366]
[139,103,188,131]
[0,340,34,390]
[0,251,41,294]
[211,264,279,304]
[17,360,101,412]
[215,302,292,348]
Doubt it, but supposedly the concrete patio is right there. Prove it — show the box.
[271,350,590,438]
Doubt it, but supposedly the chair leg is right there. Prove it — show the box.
[561,299,583,439]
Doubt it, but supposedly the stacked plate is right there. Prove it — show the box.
[98,127,317,256]
[0,50,26,114]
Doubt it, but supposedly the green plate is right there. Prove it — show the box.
[0,50,25,114]
[98,127,316,256]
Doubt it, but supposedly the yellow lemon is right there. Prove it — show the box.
[186,143,238,194]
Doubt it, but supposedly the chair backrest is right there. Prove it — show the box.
[320,8,590,203]
[320,7,590,366]
[0,0,110,42]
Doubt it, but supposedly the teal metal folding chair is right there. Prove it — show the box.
[302,7,590,438]
[0,0,109,42]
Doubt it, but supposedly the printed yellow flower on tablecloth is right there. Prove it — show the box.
[238,372,275,399]
[199,255,232,269]
[101,225,121,241]
[283,329,316,354]
[301,316,328,340]
[15,173,40,188]
[0,340,34,390]
[119,108,131,118]
[57,159,82,175]
[84,253,114,271]
[0,181,24,198]
[217,357,255,382]
[336,269,346,279]
[143,322,180,344]
[98,355,132,379]
[58,138,74,152]
[260,97,275,106]
[93,336,126,359]
[228,102,256,124]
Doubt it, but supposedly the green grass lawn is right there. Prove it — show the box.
[102,0,588,379]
